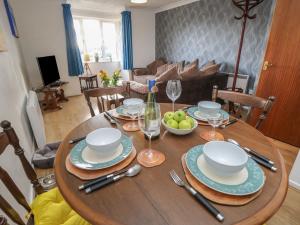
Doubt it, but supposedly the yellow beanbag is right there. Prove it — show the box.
[30,187,90,225]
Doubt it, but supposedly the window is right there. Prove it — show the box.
[73,17,120,62]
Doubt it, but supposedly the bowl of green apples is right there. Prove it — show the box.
[162,110,198,135]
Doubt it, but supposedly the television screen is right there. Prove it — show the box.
[37,55,60,86]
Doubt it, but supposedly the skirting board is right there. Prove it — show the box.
[289,150,300,190]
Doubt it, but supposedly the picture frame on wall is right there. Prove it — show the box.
[3,0,19,38]
[0,26,7,51]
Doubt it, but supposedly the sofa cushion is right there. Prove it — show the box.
[185,59,199,69]
[168,61,185,73]
[147,59,166,75]
[128,81,148,94]
[201,63,221,76]
[155,64,168,77]
[30,187,90,225]
[180,63,199,81]
[134,75,156,85]
[201,60,216,70]
[133,68,150,76]
[155,65,180,83]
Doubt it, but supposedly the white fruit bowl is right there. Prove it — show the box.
[203,141,248,177]
[86,128,122,157]
[162,118,198,136]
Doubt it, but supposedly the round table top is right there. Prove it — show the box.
[55,103,288,225]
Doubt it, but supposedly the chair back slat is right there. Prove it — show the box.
[96,97,104,113]
[0,195,26,225]
[0,120,45,224]
[1,121,44,195]
[84,86,128,117]
[0,166,31,212]
[0,133,9,155]
[212,86,275,129]
[0,215,8,225]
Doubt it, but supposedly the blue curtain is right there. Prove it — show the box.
[62,4,83,76]
[121,11,133,70]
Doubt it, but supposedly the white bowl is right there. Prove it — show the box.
[198,101,221,115]
[86,128,122,157]
[123,98,143,114]
[203,141,248,176]
[162,118,198,135]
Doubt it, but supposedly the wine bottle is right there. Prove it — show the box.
[144,80,160,140]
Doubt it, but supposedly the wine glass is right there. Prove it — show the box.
[207,113,224,141]
[166,80,182,112]
[137,103,165,167]
[123,104,141,131]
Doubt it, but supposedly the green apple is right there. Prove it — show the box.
[179,120,192,129]
[186,116,194,127]
[174,110,186,122]
[164,111,175,123]
[167,119,179,129]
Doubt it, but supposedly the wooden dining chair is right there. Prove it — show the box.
[0,216,8,225]
[212,85,275,129]
[0,120,90,225]
[84,83,130,117]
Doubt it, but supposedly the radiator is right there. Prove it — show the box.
[26,90,46,149]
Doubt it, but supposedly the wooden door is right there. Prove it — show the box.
[252,0,300,147]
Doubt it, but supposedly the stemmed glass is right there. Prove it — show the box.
[137,103,165,167]
[123,104,141,131]
[207,113,224,141]
[166,80,182,112]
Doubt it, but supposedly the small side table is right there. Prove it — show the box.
[79,75,99,92]
[38,82,68,111]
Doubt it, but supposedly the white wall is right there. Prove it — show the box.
[0,1,34,223]
[130,8,155,68]
[10,0,81,96]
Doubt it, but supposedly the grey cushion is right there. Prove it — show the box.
[32,141,61,169]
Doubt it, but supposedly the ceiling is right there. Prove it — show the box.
[69,0,180,14]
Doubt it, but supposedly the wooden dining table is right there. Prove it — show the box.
[54,103,288,225]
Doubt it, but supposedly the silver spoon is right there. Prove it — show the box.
[227,139,276,171]
[85,164,142,193]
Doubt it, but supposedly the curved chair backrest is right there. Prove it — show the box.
[84,84,130,117]
[0,121,44,225]
[0,216,8,225]
[212,86,275,129]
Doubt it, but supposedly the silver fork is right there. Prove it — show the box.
[169,170,224,222]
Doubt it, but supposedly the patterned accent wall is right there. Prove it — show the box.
[156,0,275,89]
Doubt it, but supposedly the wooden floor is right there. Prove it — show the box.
[42,95,300,225]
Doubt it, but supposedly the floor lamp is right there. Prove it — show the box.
[83,53,92,76]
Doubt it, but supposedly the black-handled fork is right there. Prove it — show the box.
[105,111,121,126]
[169,170,224,222]
[103,112,117,125]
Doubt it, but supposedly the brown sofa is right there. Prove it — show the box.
[131,58,166,82]
[128,72,228,105]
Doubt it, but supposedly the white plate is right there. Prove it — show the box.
[82,144,123,164]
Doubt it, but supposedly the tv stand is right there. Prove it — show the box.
[48,80,68,88]
[41,81,68,111]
